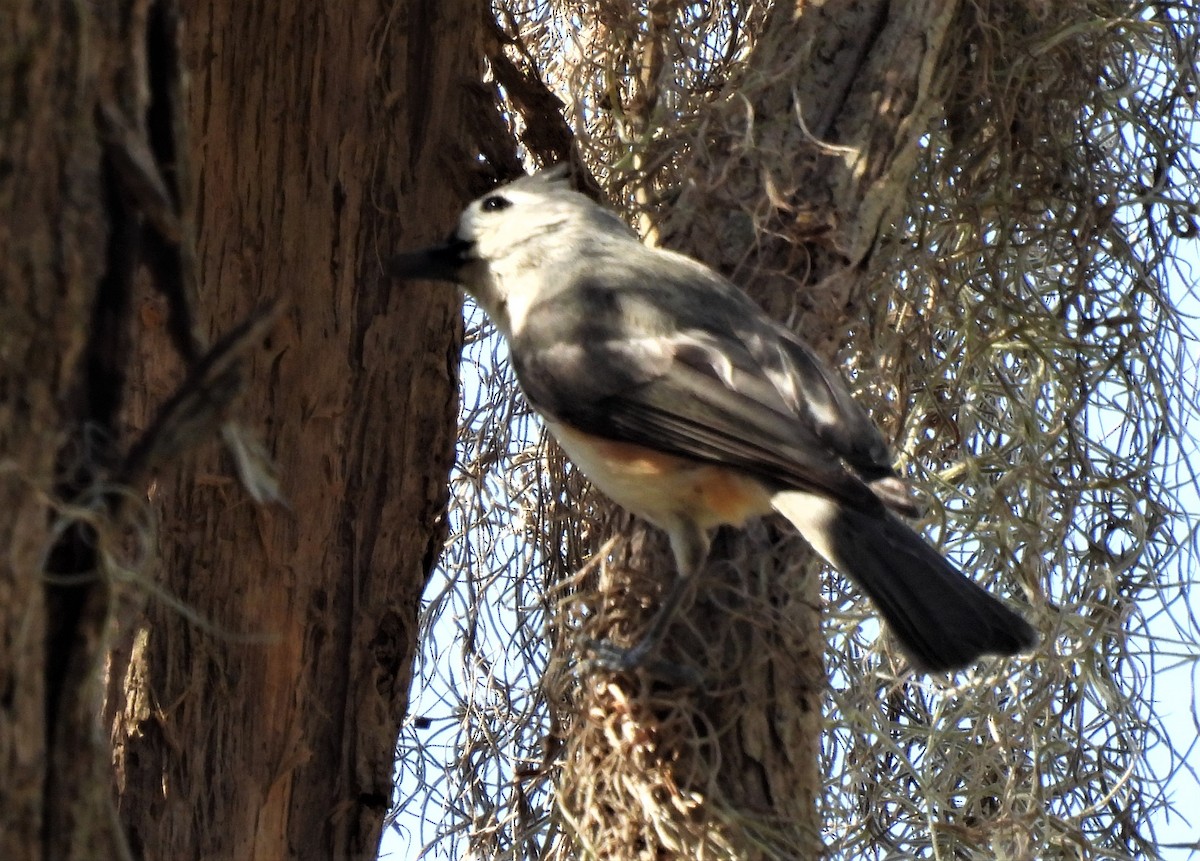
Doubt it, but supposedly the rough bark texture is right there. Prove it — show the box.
[108,1,482,858]
[674,0,955,852]
[2,2,153,858]
[0,5,96,855]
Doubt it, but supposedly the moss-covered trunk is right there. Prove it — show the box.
[561,2,958,857]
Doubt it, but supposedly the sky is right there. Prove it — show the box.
[1140,240,1199,860]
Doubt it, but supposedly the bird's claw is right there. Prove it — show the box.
[580,637,704,686]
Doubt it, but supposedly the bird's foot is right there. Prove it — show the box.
[580,637,704,686]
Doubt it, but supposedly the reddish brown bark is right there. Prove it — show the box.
[108,1,485,858]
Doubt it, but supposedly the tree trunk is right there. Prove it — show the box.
[108,1,483,858]
[562,1,957,857]
[678,0,957,850]
[2,2,156,858]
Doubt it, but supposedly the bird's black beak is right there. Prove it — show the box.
[387,234,475,283]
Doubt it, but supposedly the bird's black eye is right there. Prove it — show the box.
[481,195,512,212]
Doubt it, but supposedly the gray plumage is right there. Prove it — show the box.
[391,168,1037,674]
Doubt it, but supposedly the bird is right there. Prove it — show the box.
[389,166,1037,675]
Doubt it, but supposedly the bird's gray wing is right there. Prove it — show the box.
[510,279,891,515]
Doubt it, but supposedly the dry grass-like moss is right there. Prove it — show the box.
[394,2,1199,859]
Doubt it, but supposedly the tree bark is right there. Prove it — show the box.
[108,1,484,858]
[563,1,958,857]
[2,2,153,858]
[674,0,957,851]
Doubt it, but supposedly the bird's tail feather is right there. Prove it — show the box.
[772,490,1037,672]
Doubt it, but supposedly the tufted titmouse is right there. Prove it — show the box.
[391,168,1037,674]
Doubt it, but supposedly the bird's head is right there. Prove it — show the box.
[389,167,635,331]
